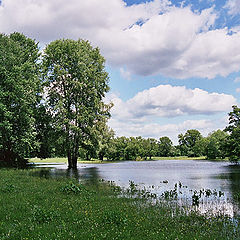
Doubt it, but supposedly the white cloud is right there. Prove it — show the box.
[236,88,240,93]
[120,68,132,80]
[109,85,236,120]
[234,77,240,82]
[106,85,236,143]
[108,117,221,144]
[167,29,240,79]
[1,0,240,79]
[225,0,240,16]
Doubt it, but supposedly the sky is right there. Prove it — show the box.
[1,0,240,143]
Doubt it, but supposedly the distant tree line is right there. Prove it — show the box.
[0,33,239,167]
[80,128,231,162]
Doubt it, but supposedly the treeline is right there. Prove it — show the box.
[67,129,230,162]
[0,33,111,168]
[31,107,240,164]
[0,33,240,167]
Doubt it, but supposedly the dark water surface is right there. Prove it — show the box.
[32,160,240,217]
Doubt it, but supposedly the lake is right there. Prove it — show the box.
[32,159,240,218]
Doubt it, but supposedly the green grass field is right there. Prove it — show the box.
[0,169,239,239]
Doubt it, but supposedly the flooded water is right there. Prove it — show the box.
[31,160,240,218]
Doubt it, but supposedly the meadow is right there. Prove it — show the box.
[0,168,239,240]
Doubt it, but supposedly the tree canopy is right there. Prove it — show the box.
[43,39,111,168]
[178,129,202,157]
[0,32,40,166]
[224,105,240,164]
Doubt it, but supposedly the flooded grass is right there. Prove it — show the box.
[29,157,114,164]
[0,169,239,240]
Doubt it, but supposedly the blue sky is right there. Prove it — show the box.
[1,0,240,143]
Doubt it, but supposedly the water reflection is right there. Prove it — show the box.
[31,166,101,185]
[216,165,240,218]
[30,160,240,218]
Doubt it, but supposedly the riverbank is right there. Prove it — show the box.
[29,157,106,164]
[0,169,239,239]
[29,156,209,164]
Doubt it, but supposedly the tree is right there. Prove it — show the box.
[33,104,56,158]
[97,125,115,161]
[224,105,240,164]
[0,33,40,166]
[205,130,227,160]
[106,136,128,161]
[124,137,141,160]
[158,136,173,157]
[43,39,111,169]
[178,129,202,157]
[192,137,208,157]
[139,138,158,160]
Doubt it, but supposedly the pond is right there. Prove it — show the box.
[32,159,240,218]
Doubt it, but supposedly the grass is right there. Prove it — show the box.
[29,156,211,164]
[0,169,239,240]
[29,157,107,164]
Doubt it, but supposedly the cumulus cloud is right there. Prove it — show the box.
[108,117,221,144]
[1,0,240,79]
[234,77,240,82]
[109,85,236,120]
[106,85,236,142]
[0,0,171,43]
[225,0,240,16]
[109,118,214,138]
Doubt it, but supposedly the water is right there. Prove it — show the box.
[31,160,240,218]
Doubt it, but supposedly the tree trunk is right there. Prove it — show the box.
[67,154,73,169]
[69,134,79,169]
[68,153,78,169]
[99,154,103,161]
[71,156,78,169]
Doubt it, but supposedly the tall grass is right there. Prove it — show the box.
[0,169,239,240]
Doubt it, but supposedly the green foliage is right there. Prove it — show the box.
[61,181,92,195]
[0,182,16,193]
[105,136,160,161]
[102,210,128,226]
[206,130,228,160]
[158,136,173,157]
[43,39,111,168]
[193,137,208,157]
[33,104,58,158]
[0,32,40,166]
[224,105,240,164]
[32,205,57,223]
[0,169,239,240]
[178,129,203,157]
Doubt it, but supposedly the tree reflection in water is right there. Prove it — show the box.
[32,166,101,185]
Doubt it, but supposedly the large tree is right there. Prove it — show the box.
[158,136,173,157]
[205,130,228,160]
[178,129,202,157]
[43,39,111,169]
[224,105,240,164]
[0,33,40,166]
